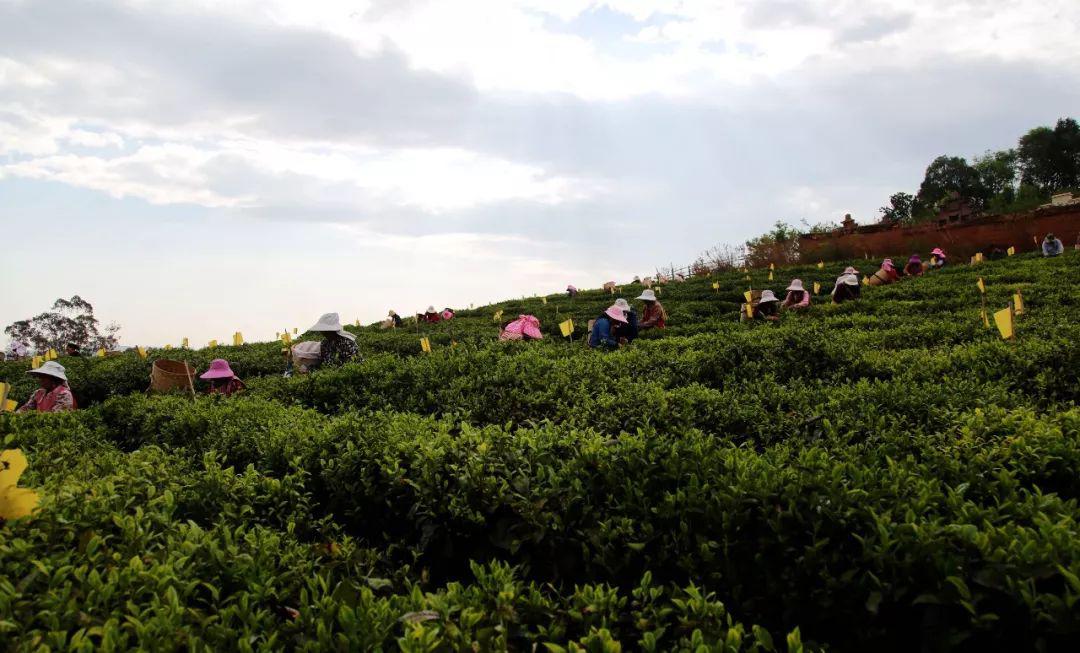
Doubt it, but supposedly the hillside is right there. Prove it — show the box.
[3,252,1080,651]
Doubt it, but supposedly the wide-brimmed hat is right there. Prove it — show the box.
[27,360,68,382]
[931,248,945,257]
[786,279,805,292]
[908,254,922,262]
[604,305,628,323]
[840,274,860,286]
[614,298,632,311]
[308,312,357,341]
[388,310,397,316]
[636,289,657,301]
[843,266,859,275]
[200,358,236,380]
[759,290,779,303]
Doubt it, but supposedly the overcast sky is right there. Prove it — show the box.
[2,0,1078,347]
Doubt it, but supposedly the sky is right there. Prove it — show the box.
[2,0,1078,347]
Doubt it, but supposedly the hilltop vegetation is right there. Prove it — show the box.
[3,252,1080,651]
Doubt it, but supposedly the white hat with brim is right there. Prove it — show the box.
[614,298,631,311]
[786,279,805,292]
[636,289,657,301]
[759,290,779,303]
[426,306,436,313]
[27,360,68,382]
[840,274,860,286]
[308,312,356,341]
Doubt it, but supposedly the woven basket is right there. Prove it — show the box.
[867,269,891,287]
[150,359,195,394]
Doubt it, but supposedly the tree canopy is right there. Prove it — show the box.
[5,296,120,354]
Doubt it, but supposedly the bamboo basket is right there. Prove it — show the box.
[150,359,196,395]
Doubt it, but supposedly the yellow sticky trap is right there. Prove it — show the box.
[813,282,821,294]
[559,319,574,337]
[96,348,106,358]
[769,263,775,270]
[542,297,548,305]
[0,382,11,410]
[493,310,503,322]
[768,271,774,281]
[744,303,753,318]
[275,332,280,339]
[355,319,360,327]
[208,340,218,348]
[975,252,984,263]
[233,332,244,346]
[0,449,40,520]
[3,399,15,412]
[1007,246,1015,257]
[976,278,986,294]
[743,290,753,303]
[281,332,292,345]
[712,282,720,290]
[164,344,173,350]
[47,349,57,360]
[420,337,431,353]
[136,346,147,359]
[31,356,42,369]
[817,261,824,269]
[994,307,1014,339]
[930,256,938,266]
[862,276,869,286]
[181,337,189,348]
[1013,292,1024,315]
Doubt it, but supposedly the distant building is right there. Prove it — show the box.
[935,192,978,226]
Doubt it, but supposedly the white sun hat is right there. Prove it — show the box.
[636,289,657,301]
[426,306,436,313]
[614,298,632,311]
[308,312,356,341]
[759,290,779,303]
[786,279,805,292]
[27,360,68,382]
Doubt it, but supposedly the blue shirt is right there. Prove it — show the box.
[1043,238,1064,257]
[589,316,619,348]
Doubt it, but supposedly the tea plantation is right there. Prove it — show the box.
[3,252,1080,651]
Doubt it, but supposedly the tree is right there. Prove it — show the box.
[973,149,1018,205]
[744,221,800,268]
[879,192,914,224]
[5,296,120,354]
[1017,117,1080,193]
[916,155,987,210]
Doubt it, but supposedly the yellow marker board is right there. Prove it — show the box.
[813,282,821,294]
[976,278,986,294]
[233,332,244,346]
[862,276,869,286]
[993,307,1014,339]
[975,252,984,262]
[712,282,720,290]
[542,296,548,305]
[1007,246,1015,256]
[181,337,189,348]
[0,383,11,411]
[769,263,775,271]
[1013,292,1024,315]
[493,310,503,322]
[47,349,57,361]
[31,356,42,369]
[559,319,574,337]
[96,348,106,358]
[420,337,431,353]
[3,399,15,412]
[0,449,41,520]
[136,346,147,359]
[164,344,173,350]
[743,290,753,303]
[817,261,824,269]
[208,340,218,348]
[744,303,753,318]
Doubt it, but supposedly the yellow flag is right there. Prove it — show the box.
[233,332,244,346]
[0,449,41,520]
[208,340,217,348]
[181,337,189,348]
[743,290,753,303]
[1013,291,1024,315]
[744,303,753,318]
[559,319,574,337]
[31,356,42,369]
[817,261,824,269]
[136,346,147,359]
[976,278,986,294]
[420,337,431,353]
[712,282,720,290]
[493,310,503,322]
[813,282,821,294]
[1007,246,1015,256]
[975,252,984,263]
[993,307,1014,339]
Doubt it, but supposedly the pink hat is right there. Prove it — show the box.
[200,358,236,380]
[931,248,945,257]
[604,305,628,323]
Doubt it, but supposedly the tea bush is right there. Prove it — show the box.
[3,251,1080,651]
